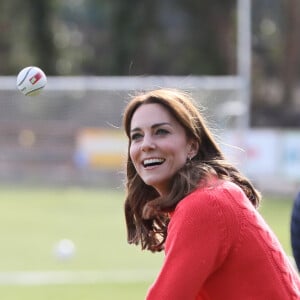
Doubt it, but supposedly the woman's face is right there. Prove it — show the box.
[129,103,195,196]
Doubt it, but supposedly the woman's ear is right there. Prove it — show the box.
[188,139,199,159]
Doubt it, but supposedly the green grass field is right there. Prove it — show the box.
[0,186,295,299]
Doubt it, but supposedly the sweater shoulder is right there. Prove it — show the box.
[176,179,246,213]
[172,180,247,241]
[168,179,242,265]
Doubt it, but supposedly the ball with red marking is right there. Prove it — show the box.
[16,66,47,96]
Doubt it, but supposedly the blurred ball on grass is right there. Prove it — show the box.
[53,239,76,261]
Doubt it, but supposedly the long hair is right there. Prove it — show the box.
[123,89,261,252]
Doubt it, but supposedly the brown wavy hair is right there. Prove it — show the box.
[123,89,261,252]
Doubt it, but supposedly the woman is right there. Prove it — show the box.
[123,88,300,299]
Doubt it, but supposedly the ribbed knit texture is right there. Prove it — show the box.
[146,180,300,300]
[291,192,300,271]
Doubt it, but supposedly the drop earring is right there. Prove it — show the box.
[186,155,192,167]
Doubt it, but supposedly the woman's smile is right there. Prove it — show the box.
[142,157,165,168]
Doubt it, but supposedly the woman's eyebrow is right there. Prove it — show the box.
[130,122,171,133]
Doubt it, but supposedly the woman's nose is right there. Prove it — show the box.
[141,135,155,152]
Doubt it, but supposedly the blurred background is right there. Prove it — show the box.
[0,0,299,124]
[0,0,299,192]
[0,0,299,299]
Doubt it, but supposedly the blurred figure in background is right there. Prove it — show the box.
[291,191,300,271]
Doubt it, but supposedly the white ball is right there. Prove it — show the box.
[54,239,76,261]
[16,66,47,96]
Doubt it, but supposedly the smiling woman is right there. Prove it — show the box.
[129,102,197,196]
[122,88,300,300]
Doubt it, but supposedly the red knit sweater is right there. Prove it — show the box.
[146,180,300,299]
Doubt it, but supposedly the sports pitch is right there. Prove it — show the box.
[0,186,294,299]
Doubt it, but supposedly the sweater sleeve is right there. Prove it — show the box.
[146,187,238,300]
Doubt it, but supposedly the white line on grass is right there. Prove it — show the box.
[0,270,157,286]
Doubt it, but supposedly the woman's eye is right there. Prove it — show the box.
[131,133,143,141]
[156,128,169,135]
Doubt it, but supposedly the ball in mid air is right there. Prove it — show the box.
[16,66,47,96]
